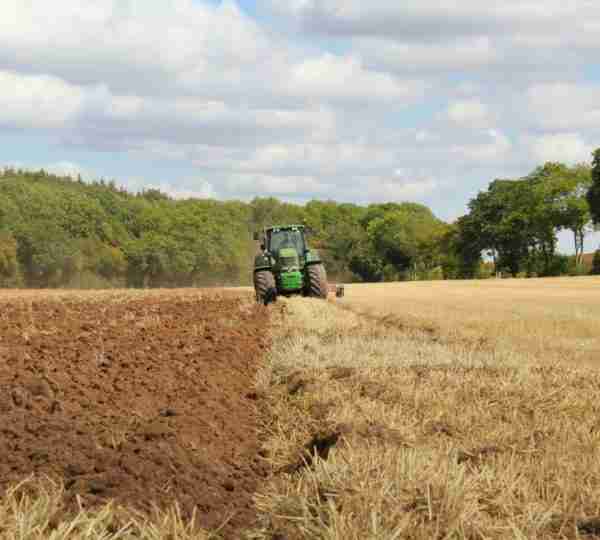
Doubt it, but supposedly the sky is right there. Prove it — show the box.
[1,0,599,252]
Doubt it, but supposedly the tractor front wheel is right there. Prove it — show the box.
[254,270,276,304]
[307,264,328,299]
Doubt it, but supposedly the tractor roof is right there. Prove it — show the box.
[265,224,305,232]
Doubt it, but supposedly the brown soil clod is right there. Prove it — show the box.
[11,388,28,407]
[158,407,178,417]
[246,390,266,401]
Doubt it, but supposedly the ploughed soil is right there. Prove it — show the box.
[0,290,270,537]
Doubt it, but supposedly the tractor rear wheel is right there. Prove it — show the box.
[307,264,328,299]
[254,270,276,304]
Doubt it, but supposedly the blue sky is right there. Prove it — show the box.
[1,0,599,252]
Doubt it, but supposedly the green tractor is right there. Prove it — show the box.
[253,225,328,304]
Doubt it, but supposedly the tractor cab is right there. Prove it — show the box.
[266,226,305,258]
[264,226,305,291]
[253,224,328,301]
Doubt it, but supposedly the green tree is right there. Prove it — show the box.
[554,164,592,267]
[250,197,305,232]
[450,217,483,278]
[463,172,566,277]
[586,148,600,225]
[15,223,81,287]
[0,232,21,286]
[519,162,592,273]
[592,250,600,275]
[524,163,570,274]
[348,234,384,282]
[304,201,366,280]
[366,205,446,280]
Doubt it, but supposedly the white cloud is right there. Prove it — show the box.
[0,0,271,97]
[288,54,424,103]
[223,172,440,204]
[526,83,600,130]
[265,0,586,38]
[451,129,512,162]
[356,36,497,74]
[447,99,490,127]
[240,141,398,177]
[0,0,419,109]
[0,71,85,129]
[388,178,438,200]
[146,181,216,200]
[44,161,88,179]
[1,160,88,179]
[265,0,597,86]
[339,174,439,204]
[0,0,420,156]
[528,133,593,165]
[223,173,331,197]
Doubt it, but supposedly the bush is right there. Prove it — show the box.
[522,253,570,277]
[426,266,445,281]
[544,254,570,277]
[566,256,589,276]
[382,264,400,282]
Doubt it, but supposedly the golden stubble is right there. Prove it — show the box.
[252,292,600,539]
[339,277,600,368]
[0,477,215,540]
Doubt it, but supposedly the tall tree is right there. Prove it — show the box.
[452,216,484,278]
[463,179,532,276]
[525,163,571,274]
[554,164,592,267]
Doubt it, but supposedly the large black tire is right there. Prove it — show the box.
[307,263,328,299]
[254,270,276,304]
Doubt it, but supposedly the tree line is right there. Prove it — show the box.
[455,150,600,278]
[0,151,599,288]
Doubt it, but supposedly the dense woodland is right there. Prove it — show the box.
[1,148,600,288]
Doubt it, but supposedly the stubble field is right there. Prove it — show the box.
[253,277,600,539]
[3,278,600,539]
[339,277,600,367]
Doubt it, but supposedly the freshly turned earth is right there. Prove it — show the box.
[0,290,269,537]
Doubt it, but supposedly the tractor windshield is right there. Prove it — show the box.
[268,229,305,255]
